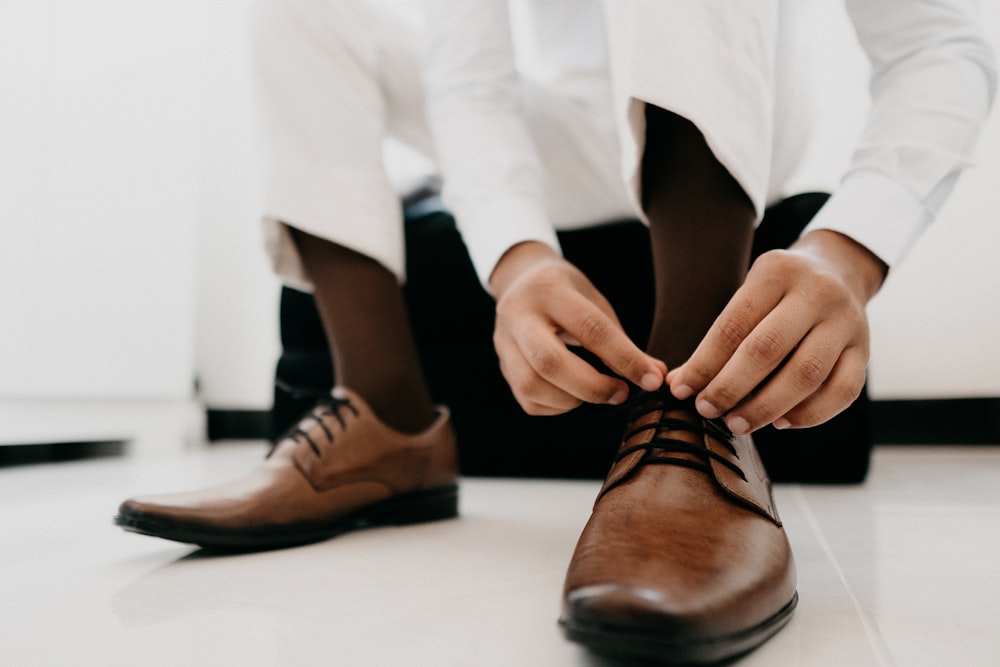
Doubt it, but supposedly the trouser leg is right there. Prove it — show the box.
[601,0,778,366]
[253,0,430,288]
[253,0,435,431]
[602,0,778,220]
[641,107,756,368]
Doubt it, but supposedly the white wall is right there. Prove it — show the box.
[2,0,997,436]
[867,0,1000,398]
[0,0,216,450]
[192,1,282,411]
[794,0,1000,399]
[0,0,204,401]
[869,114,1000,399]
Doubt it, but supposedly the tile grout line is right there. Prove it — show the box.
[790,486,897,667]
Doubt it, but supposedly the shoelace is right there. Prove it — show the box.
[605,388,747,492]
[268,391,358,458]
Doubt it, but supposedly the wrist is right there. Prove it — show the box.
[489,241,561,298]
[790,230,888,302]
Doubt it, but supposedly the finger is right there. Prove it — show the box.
[689,296,817,419]
[551,294,665,391]
[772,346,868,429]
[667,272,786,402]
[497,345,585,415]
[512,324,632,407]
[721,325,845,434]
[559,271,625,347]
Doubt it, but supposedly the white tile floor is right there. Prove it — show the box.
[2,443,999,667]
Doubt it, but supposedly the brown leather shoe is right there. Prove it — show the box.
[560,389,797,664]
[114,387,459,550]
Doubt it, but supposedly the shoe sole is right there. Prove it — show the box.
[113,484,459,551]
[559,591,798,665]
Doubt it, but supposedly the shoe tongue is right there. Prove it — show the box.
[651,406,710,464]
[266,402,346,462]
[267,437,300,461]
[650,406,704,439]
[597,402,707,503]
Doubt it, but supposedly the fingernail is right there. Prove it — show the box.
[773,418,791,430]
[728,416,750,435]
[609,387,629,405]
[672,384,694,400]
[640,373,662,391]
[696,399,720,418]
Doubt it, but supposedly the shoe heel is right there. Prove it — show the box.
[374,485,459,526]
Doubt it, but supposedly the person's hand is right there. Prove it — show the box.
[490,241,666,416]
[666,230,888,434]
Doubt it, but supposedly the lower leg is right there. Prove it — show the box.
[289,227,437,433]
[640,105,756,369]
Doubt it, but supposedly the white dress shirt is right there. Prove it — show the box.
[423,0,996,287]
[422,0,616,289]
[803,0,997,267]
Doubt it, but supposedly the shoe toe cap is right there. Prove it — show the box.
[564,583,704,635]
[563,574,796,642]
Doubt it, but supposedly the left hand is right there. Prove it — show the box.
[666,230,888,434]
[490,242,667,416]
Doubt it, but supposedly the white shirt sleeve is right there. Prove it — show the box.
[422,0,561,290]
[801,0,997,267]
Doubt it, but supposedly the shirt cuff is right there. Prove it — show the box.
[801,170,931,268]
[455,195,562,293]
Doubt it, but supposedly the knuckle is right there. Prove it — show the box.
[529,346,563,378]
[715,316,750,351]
[511,373,539,399]
[585,383,614,405]
[756,404,781,426]
[576,314,611,347]
[746,329,785,366]
[705,381,742,407]
[832,374,865,406]
[755,249,797,275]
[739,400,778,430]
[612,349,641,376]
[494,294,518,322]
[683,364,714,388]
[792,354,828,390]
[791,405,822,428]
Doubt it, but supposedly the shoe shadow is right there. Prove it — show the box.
[111,512,580,663]
[577,648,746,667]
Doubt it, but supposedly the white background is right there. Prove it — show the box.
[0,0,997,449]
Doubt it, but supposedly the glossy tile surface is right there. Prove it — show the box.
[1,444,998,666]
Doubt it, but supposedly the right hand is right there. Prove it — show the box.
[489,242,667,416]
